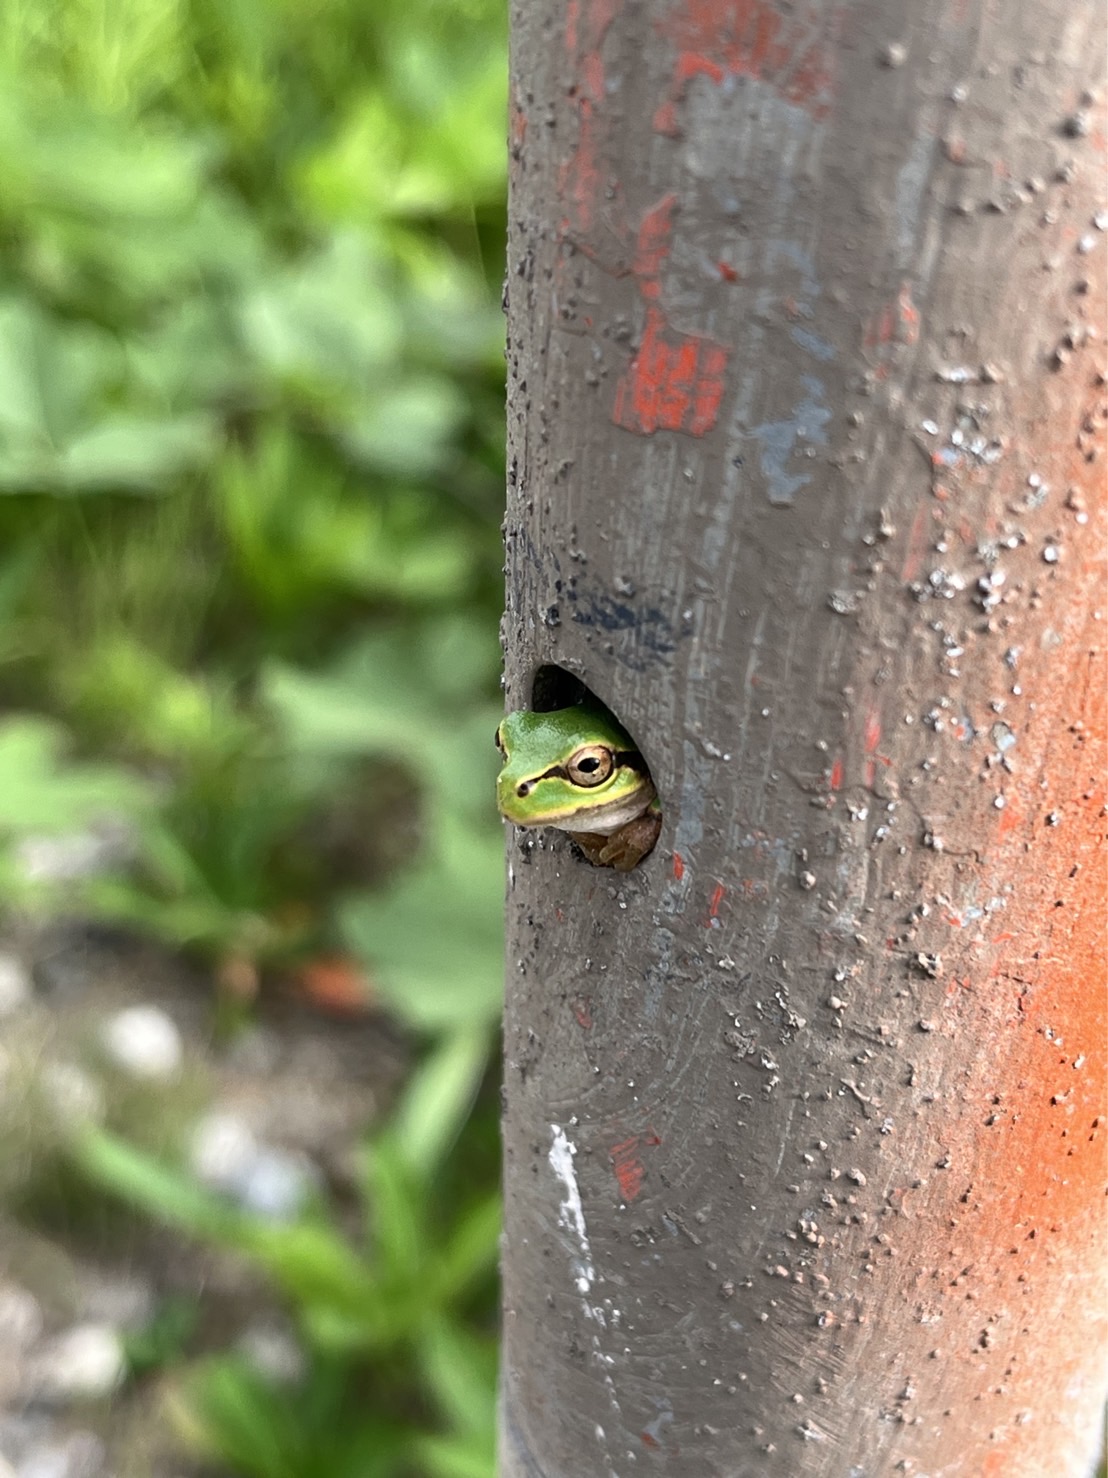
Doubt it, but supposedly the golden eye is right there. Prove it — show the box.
[566,745,615,787]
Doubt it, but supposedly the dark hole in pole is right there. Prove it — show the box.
[530,664,589,713]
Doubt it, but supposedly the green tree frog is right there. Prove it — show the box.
[495,702,661,871]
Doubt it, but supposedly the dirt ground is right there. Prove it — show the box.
[0,924,408,1478]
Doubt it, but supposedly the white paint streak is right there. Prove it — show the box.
[549,1125,595,1297]
[549,1126,625,1444]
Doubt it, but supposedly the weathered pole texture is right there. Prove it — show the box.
[500,1,1106,1473]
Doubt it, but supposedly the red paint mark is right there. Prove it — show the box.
[829,755,845,791]
[863,279,921,358]
[863,300,895,350]
[716,259,740,282]
[583,50,605,101]
[572,997,594,1029]
[653,0,838,136]
[560,0,623,232]
[610,196,731,436]
[613,304,728,435]
[633,193,679,284]
[652,99,679,134]
[673,851,685,880]
[709,882,726,918]
[897,280,921,344]
[566,0,580,49]
[558,103,604,233]
[863,708,882,754]
[995,795,1021,839]
[640,1431,660,1449]
[863,758,877,789]
[610,1135,649,1200]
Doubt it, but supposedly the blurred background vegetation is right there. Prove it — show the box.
[0,0,508,1473]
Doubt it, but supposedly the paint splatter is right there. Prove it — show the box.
[560,0,623,232]
[609,193,731,437]
[863,279,922,378]
[609,1136,646,1200]
[751,372,831,504]
[633,193,679,295]
[703,881,727,926]
[549,1125,595,1296]
[612,305,729,436]
[652,0,838,135]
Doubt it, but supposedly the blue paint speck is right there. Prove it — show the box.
[752,374,832,505]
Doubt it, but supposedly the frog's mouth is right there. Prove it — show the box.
[503,780,656,835]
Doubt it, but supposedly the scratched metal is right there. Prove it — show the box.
[501,2,1108,1474]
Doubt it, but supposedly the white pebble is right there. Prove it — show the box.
[33,1323,124,1402]
[0,1282,44,1351]
[16,1432,105,1478]
[190,1112,258,1191]
[237,1324,305,1384]
[101,1006,182,1081]
[237,1149,315,1221]
[0,954,31,1016]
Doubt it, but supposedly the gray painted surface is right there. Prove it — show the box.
[501,3,1107,1473]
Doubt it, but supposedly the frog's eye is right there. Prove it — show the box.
[566,745,615,787]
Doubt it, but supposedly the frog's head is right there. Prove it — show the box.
[495,703,655,835]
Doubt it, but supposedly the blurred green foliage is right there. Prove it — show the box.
[0,0,508,1470]
[0,0,507,991]
[75,1029,498,1478]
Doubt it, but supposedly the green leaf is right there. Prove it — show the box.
[72,1127,389,1349]
[362,1140,424,1286]
[340,825,503,1033]
[418,1317,497,1439]
[431,1193,500,1304]
[0,299,217,492]
[0,717,147,832]
[173,1358,304,1478]
[0,91,213,221]
[240,232,402,394]
[340,376,464,478]
[58,413,218,490]
[387,1028,490,1180]
[71,1125,246,1243]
